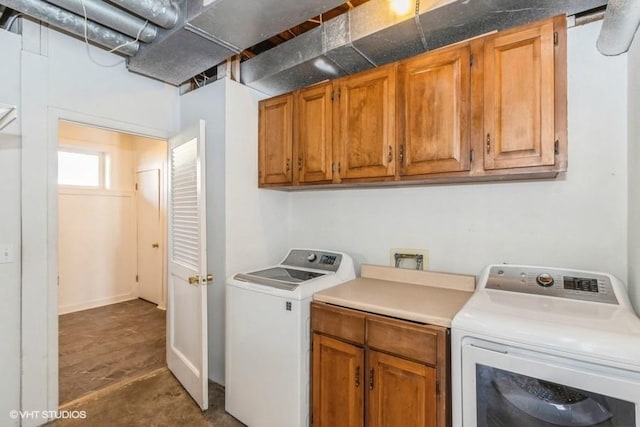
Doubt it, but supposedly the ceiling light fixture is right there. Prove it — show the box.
[390,0,412,15]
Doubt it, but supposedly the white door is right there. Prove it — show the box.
[136,169,162,305]
[167,120,208,410]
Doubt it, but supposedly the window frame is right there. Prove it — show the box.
[57,146,106,189]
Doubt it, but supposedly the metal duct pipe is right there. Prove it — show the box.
[107,0,178,29]
[46,0,157,43]
[0,0,138,55]
[597,0,640,55]
[242,0,609,95]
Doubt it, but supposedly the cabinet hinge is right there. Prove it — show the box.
[554,31,559,46]
[469,149,474,163]
[470,54,474,67]
[135,183,138,190]
[136,274,139,282]
[332,162,341,173]
[298,157,302,171]
[331,90,335,102]
[554,139,559,155]
[436,379,440,395]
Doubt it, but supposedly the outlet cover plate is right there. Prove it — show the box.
[389,248,429,270]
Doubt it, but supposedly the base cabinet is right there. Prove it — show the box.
[311,302,449,427]
[368,350,437,427]
[312,334,364,427]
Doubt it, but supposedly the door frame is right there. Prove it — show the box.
[21,108,172,420]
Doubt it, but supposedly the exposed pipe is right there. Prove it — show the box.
[597,0,640,55]
[106,0,178,29]
[46,0,158,43]
[0,0,139,55]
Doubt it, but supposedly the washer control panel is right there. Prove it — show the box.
[485,266,619,304]
[282,249,343,272]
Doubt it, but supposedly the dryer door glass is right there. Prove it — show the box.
[461,342,638,427]
[476,364,635,427]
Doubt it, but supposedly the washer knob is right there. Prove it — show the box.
[307,253,317,262]
[536,273,554,287]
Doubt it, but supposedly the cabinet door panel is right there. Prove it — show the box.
[484,19,555,169]
[368,351,437,427]
[399,44,471,175]
[298,83,333,183]
[336,65,396,180]
[259,93,293,185]
[313,334,364,427]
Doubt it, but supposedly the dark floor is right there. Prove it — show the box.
[49,368,245,427]
[59,299,166,404]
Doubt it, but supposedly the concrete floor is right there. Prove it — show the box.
[59,299,166,404]
[49,368,244,427]
[55,299,244,426]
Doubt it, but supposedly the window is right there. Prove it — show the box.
[58,149,104,187]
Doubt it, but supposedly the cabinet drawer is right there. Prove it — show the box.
[311,303,365,344]
[366,317,441,365]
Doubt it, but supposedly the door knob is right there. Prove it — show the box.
[188,275,199,285]
[206,274,213,282]
[152,243,159,248]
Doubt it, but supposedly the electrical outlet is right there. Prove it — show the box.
[0,244,14,264]
[389,248,429,270]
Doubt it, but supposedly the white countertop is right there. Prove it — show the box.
[313,264,476,327]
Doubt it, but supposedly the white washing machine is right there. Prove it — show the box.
[452,265,640,427]
[225,249,355,427]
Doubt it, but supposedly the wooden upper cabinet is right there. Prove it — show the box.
[296,83,333,184]
[367,350,437,427]
[312,333,364,427]
[259,93,293,186]
[258,16,566,188]
[483,18,556,170]
[335,64,396,180]
[398,43,471,176]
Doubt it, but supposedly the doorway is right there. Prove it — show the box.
[57,121,168,405]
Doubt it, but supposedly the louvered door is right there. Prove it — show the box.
[167,120,208,410]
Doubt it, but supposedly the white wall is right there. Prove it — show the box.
[628,29,640,314]
[0,29,22,427]
[57,123,137,314]
[180,78,290,385]
[181,80,228,385]
[289,21,629,282]
[224,79,291,274]
[18,21,179,426]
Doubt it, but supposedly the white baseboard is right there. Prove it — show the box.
[58,293,137,315]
